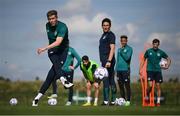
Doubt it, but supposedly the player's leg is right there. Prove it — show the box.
[124,70,131,106]
[117,72,125,99]
[32,66,55,106]
[83,81,92,106]
[101,62,110,105]
[65,71,74,106]
[109,59,116,105]
[147,71,154,96]
[48,77,58,99]
[155,72,163,106]
[93,82,99,106]
[49,52,73,88]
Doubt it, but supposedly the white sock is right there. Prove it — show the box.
[87,96,91,103]
[60,76,67,84]
[34,93,43,100]
[94,98,98,104]
[157,97,161,103]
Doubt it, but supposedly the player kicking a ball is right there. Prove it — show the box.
[32,10,75,106]
[140,39,171,106]
[80,55,100,106]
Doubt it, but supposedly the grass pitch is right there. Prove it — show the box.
[0,104,180,115]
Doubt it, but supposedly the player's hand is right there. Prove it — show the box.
[37,47,46,55]
[69,66,74,70]
[94,82,99,89]
[105,62,111,68]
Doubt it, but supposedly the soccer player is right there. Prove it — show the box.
[99,18,117,105]
[140,39,171,106]
[80,55,99,106]
[48,47,81,106]
[116,35,133,106]
[32,10,74,106]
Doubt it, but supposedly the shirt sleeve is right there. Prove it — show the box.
[57,25,67,38]
[109,33,116,44]
[144,50,148,59]
[161,51,168,59]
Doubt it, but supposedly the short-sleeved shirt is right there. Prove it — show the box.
[116,45,133,71]
[144,48,168,72]
[46,21,69,52]
[99,31,116,62]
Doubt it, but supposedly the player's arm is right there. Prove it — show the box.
[37,37,63,54]
[115,49,120,71]
[91,64,97,74]
[80,66,89,79]
[165,57,171,69]
[70,48,81,70]
[106,43,115,68]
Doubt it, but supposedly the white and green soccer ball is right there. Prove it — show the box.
[48,98,57,106]
[115,98,126,106]
[94,67,108,80]
[9,98,18,105]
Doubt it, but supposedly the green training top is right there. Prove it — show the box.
[144,48,168,72]
[80,60,99,82]
[46,21,69,50]
[116,45,133,71]
[62,47,81,73]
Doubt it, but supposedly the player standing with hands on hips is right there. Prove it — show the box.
[99,18,117,105]
[32,10,73,106]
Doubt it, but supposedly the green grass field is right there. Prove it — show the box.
[0,80,180,115]
[0,105,180,115]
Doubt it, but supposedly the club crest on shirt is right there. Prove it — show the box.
[157,53,160,56]
[123,49,127,52]
[68,51,71,55]
[102,35,107,39]
[149,52,152,55]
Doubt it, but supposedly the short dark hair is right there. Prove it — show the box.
[102,18,111,26]
[47,10,58,18]
[120,35,128,39]
[152,38,160,44]
[82,55,89,61]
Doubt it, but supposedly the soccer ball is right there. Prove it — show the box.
[9,98,18,105]
[159,58,167,68]
[48,98,57,105]
[94,67,108,80]
[115,98,126,106]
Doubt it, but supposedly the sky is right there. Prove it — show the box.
[0,0,180,81]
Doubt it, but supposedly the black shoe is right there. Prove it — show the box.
[32,99,39,106]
